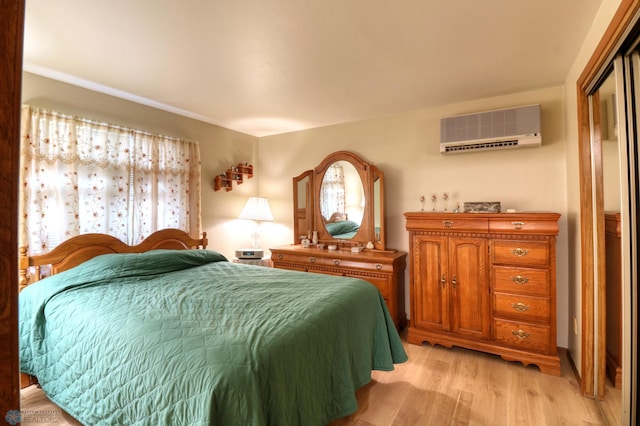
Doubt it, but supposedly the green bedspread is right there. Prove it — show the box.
[19,249,407,425]
[324,220,360,239]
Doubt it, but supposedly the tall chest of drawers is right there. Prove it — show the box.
[404,212,561,375]
[270,245,407,330]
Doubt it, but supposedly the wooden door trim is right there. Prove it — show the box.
[0,0,25,416]
[577,0,640,397]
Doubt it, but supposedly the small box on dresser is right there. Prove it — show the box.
[404,211,561,375]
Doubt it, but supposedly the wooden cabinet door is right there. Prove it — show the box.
[412,235,449,331]
[448,237,490,339]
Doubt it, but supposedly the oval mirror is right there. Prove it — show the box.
[319,160,365,239]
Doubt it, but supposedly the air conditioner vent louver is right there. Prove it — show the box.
[443,139,520,153]
[440,104,541,154]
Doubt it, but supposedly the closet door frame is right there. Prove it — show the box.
[577,0,640,417]
[0,0,24,416]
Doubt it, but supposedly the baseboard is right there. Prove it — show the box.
[20,373,38,389]
[563,347,589,397]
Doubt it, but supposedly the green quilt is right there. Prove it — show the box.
[325,220,360,239]
[20,249,407,425]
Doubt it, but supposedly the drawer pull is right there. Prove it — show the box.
[442,220,453,228]
[511,275,529,285]
[375,263,383,270]
[333,259,341,266]
[310,257,316,263]
[511,302,530,312]
[441,274,446,288]
[512,329,530,339]
[452,275,457,288]
[510,247,529,257]
[277,254,283,260]
[511,221,525,230]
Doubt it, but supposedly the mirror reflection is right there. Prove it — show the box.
[319,161,364,239]
[296,175,311,237]
[595,70,623,420]
[373,174,381,242]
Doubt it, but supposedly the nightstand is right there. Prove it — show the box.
[232,258,272,267]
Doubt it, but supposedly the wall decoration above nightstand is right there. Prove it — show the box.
[213,162,253,191]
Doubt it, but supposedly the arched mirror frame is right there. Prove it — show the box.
[292,169,314,244]
[372,165,385,248]
[314,151,372,246]
[292,151,386,250]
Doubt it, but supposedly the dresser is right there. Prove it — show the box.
[270,245,407,329]
[404,212,561,375]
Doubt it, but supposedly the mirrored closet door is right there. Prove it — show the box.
[584,41,640,426]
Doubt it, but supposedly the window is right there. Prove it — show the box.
[19,105,201,255]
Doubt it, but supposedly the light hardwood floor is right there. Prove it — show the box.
[331,339,609,425]
[21,336,611,425]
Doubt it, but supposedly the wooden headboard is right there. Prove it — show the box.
[323,212,348,224]
[18,228,208,290]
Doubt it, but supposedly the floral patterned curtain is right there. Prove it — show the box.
[19,105,201,255]
[320,163,345,221]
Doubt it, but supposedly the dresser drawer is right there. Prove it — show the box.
[326,257,392,273]
[411,217,488,232]
[493,293,550,322]
[272,252,324,266]
[489,219,558,235]
[492,266,549,296]
[494,319,552,353]
[492,240,549,267]
[347,274,390,299]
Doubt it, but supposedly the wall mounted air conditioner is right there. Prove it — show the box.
[440,104,541,154]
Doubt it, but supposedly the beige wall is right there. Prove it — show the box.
[21,72,259,261]
[259,86,571,346]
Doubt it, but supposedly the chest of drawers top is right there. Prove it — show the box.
[404,212,560,236]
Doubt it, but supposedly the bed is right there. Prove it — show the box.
[324,220,361,239]
[322,213,361,239]
[18,229,407,425]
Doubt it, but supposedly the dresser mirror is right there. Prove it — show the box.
[293,169,314,243]
[292,151,386,250]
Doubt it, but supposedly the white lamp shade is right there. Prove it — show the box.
[239,197,274,221]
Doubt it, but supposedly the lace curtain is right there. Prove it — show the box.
[320,163,345,220]
[19,105,201,255]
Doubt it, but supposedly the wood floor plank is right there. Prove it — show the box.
[19,386,81,425]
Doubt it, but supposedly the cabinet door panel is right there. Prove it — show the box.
[412,236,449,330]
[449,237,490,339]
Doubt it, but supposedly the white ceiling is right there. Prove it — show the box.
[23,0,602,137]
